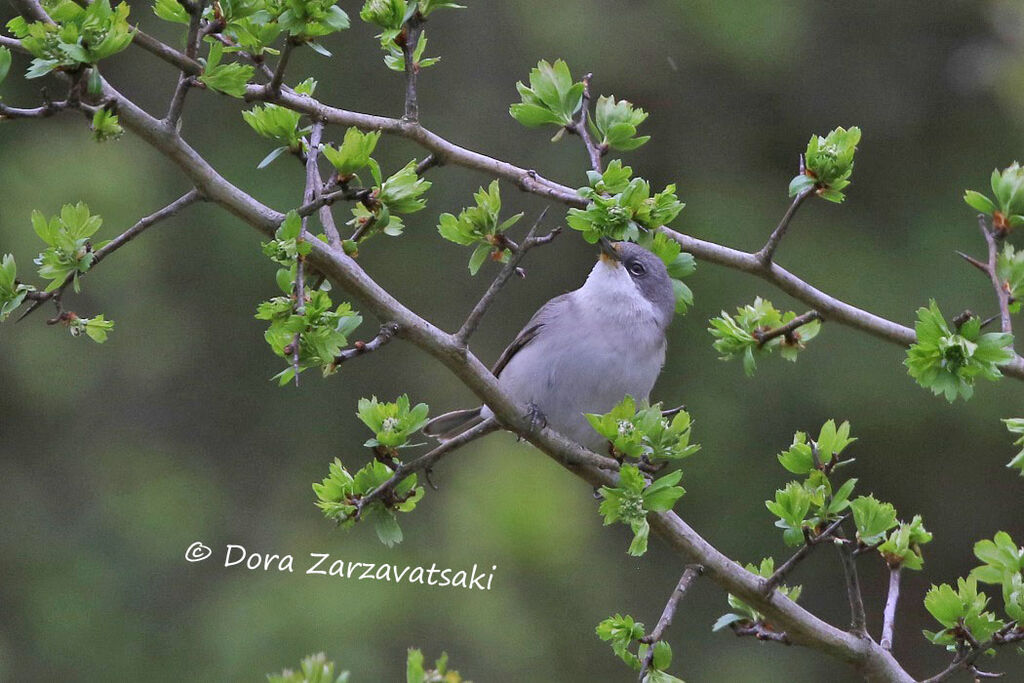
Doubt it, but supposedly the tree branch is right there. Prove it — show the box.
[880,566,900,651]
[763,514,847,593]
[638,565,703,682]
[456,208,558,342]
[979,214,1013,339]
[569,72,603,173]
[20,189,202,319]
[164,2,204,126]
[400,11,424,122]
[355,416,500,517]
[268,39,295,96]
[756,187,813,266]
[331,322,399,368]
[836,530,868,636]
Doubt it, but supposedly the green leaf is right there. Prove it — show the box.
[90,107,123,142]
[200,41,254,97]
[322,127,381,178]
[905,300,1014,402]
[509,59,584,129]
[789,126,861,202]
[0,47,12,88]
[0,253,34,321]
[1004,418,1024,475]
[708,297,821,376]
[589,95,650,152]
[850,495,898,546]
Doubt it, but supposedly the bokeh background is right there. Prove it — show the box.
[2,1,1024,680]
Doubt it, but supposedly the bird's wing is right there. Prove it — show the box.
[490,293,572,377]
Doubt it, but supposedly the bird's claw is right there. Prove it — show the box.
[516,402,547,441]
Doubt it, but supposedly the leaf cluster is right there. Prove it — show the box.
[509,59,583,129]
[589,95,649,152]
[31,202,105,293]
[321,126,381,180]
[597,464,685,556]
[405,648,468,683]
[255,290,362,384]
[313,458,423,547]
[996,243,1024,312]
[923,577,1005,649]
[7,0,134,79]
[90,107,123,142]
[356,394,430,450]
[708,297,821,376]
[905,300,1014,402]
[243,78,317,167]
[595,614,682,682]
[347,160,432,239]
[964,163,1024,232]
[567,160,684,244]
[585,395,700,462]
[436,180,523,275]
[200,41,255,98]
[66,312,114,343]
[788,126,861,203]
[267,652,350,683]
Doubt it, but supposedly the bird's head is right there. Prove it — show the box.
[586,238,676,329]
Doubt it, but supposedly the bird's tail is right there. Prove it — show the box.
[422,407,484,441]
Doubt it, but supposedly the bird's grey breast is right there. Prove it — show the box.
[494,291,667,450]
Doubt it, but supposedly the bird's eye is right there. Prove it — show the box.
[628,262,646,276]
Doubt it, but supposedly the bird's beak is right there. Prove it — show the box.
[598,237,621,263]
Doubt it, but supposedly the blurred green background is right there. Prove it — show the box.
[2,1,1024,680]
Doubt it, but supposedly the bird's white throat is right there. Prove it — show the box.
[577,259,658,325]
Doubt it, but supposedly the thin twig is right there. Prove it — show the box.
[164,1,204,126]
[880,566,901,651]
[0,35,28,53]
[20,190,202,320]
[979,214,1013,339]
[638,565,703,682]
[415,153,441,176]
[569,72,603,173]
[456,208,557,342]
[289,121,325,385]
[400,12,424,122]
[732,622,791,644]
[268,39,295,95]
[332,322,399,367]
[354,417,500,518]
[756,188,813,266]
[835,529,868,636]
[763,514,847,593]
[753,310,822,348]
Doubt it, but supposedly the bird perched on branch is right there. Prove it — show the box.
[424,240,676,451]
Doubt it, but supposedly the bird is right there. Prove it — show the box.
[423,239,677,452]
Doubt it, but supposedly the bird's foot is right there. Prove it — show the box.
[516,402,547,441]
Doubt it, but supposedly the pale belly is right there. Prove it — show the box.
[493,328,666,452]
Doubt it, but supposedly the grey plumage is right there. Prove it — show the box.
[423,241,675,451]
